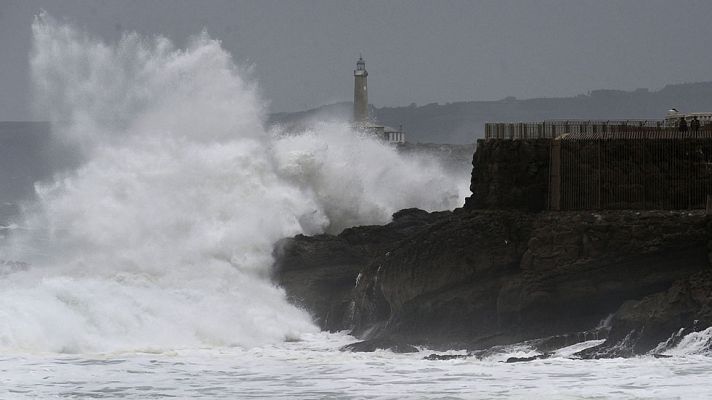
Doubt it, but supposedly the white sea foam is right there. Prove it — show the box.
[3,333,712,399]
[0,13,710,399]
[0,13,466,353]
[663,327,712,356]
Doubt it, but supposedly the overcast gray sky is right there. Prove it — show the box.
[2,0,712,120]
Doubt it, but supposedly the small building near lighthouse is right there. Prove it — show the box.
[352,56,406,144]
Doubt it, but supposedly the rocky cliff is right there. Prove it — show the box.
[465,139,550,211]
[273,140,712,356]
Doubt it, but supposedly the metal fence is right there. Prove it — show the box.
[548,129,712,210]
[484,120,675,140]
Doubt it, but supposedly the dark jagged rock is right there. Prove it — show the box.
[577,270,712,358]
[272,208,448,331]
[274,208,711,355]
[340,338,418,353]
[507,211,709,341]
[528,323,611,354]
[465,139,550,212]
[351,209,708,349]
[349,209,534,348]
[423,353,470,361]
[505,354,551,363]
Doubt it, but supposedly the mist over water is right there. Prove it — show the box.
[0,13,466,354]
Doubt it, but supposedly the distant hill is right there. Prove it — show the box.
[269,81,712,144]
[4,80,712,221]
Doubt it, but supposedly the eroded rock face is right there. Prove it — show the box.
[348,210,533,348]
[340,338,418,353]
[578,270,712,358]
[465,139,551,212]
[273,208,712,354]
[272,208,447,332]
[510,211,709,339]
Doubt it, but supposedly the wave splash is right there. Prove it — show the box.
[0,13,465,353]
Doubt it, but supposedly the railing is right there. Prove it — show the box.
[482,120,694,140]
[549,130,712,210]
[557,128,712,140]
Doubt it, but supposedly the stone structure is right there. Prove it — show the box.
[470,126,712,211]
[549,131,712,211]
[465,139,550,211]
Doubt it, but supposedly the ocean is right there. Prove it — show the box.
[0,12,709,400]
[3,331,712,399]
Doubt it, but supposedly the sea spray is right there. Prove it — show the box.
[271,122,466,233]
[663,327,712,356]
[0,13,466,353]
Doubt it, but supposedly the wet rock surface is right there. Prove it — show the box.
[505,354,551,363]
[274,208,712,356]
[274,139,712,356]
[464,139,551,212]
[423,353,470,361]
[577,269,712,358]
[340,337,419,353]
[272,208,448,332]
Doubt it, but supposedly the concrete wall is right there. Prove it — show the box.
[552,137,712,210]
[466,135,712,212]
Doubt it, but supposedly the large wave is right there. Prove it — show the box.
[0,13,466,353]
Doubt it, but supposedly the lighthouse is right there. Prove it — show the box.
[350,56,406,143]
[353,56,369,125]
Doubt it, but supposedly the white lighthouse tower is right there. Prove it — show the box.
[353,55,369,125]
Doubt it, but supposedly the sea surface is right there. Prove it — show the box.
[3,332,711,399]
[2,14,710,400]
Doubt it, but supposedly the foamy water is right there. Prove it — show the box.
[0,12,709,399]
[0,13,465,354]
[2,332,712,399]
